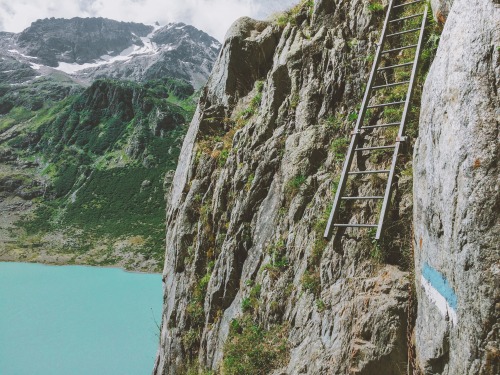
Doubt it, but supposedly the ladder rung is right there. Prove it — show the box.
[348,170,390,175]
[334,224,378,228]
[372,81,410,89]
[367,100,405,109]
[382,44,418,54]
[393,0,424,9]
[361,122,401,129]
[389,13,425,23]
[377,62,414,71]
[386,28,422,38]
[356,145,396,151]
[341,196,384,200]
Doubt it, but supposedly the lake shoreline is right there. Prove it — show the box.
[0,256,162,275]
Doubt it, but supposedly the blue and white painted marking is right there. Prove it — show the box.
[421,263,458,326]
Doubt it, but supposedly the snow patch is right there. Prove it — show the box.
[8,49,36,59]
[55,36,161,74]
[162,44,175,52]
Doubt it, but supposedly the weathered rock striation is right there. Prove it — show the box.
[155,0,415,373]
[413,0,499,373]
[154,0,499,373]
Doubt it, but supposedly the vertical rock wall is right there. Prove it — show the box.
[414,0,499,373]
[154,0,499,373]
[154,0,415,373]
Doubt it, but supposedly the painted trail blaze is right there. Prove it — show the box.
[421,262,458,325]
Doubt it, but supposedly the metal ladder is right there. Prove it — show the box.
[324,0,429,240]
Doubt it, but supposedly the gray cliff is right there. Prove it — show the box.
[414,0,499,373]
[154,0,499,373]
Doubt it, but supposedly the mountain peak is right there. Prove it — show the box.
[1,17,221,88]
[16,17,154,67]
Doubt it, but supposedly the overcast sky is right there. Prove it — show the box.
[0,0,298,41]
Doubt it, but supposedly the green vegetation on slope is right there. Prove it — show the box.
[223,317,289,375]
[0,76,197,271]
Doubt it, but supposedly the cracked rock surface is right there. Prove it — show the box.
[154,1,413,373]
[414,0,499,374]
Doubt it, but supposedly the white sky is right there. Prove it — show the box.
[0,0,298,41]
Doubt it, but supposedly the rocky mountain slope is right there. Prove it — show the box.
[80,23,221,89]
[0,18,220,272]
[0,18,220,88]
[153,0,498,373]
[15,18,153,67]
[414,0,499,373]
[0,77,192,272]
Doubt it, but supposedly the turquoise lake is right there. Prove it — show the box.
[0,262,162,375]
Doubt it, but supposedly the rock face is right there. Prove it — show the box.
[430,0,454,22]
[81,23,221,89]
[16,18,153,67]
[413,0,499,374]
[0,18,221,89]
[0,55,38,85]
[154,0,417,373]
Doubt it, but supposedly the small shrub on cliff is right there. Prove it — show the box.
[185,364,214,375]
[218,149,229,167]
[245,173,254,191]
[262,239,288,275]
[368,228,384,263]
[241,298,252,312]
[323,114,343,130]
[347,38,359,49]
[301,270,321,296]
[313,203,333,234]
[240,80,265,119]
[330,137,349,161]
[182,328,201,353]
[290,93,300,109]
[251,81,264,106]
[222,317,289,375]
[263,256,289,280]
[348,112,358,122]
[275,0,313,28]
[367,1,384,13]
[198,272,211,292]
[250,283,262,299]
[286,174,306,198]
[241,283,262,312]
[311,238,327,266]
[315,299,327,312]
[186,300,204,326]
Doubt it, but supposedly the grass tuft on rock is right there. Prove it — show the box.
[222,317,289,375]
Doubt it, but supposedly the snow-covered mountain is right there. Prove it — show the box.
[0,17,221,89]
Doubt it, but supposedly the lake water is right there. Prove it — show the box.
[0,262,162,375]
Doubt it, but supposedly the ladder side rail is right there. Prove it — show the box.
[324,0,395,239]
[375,4,429,240]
